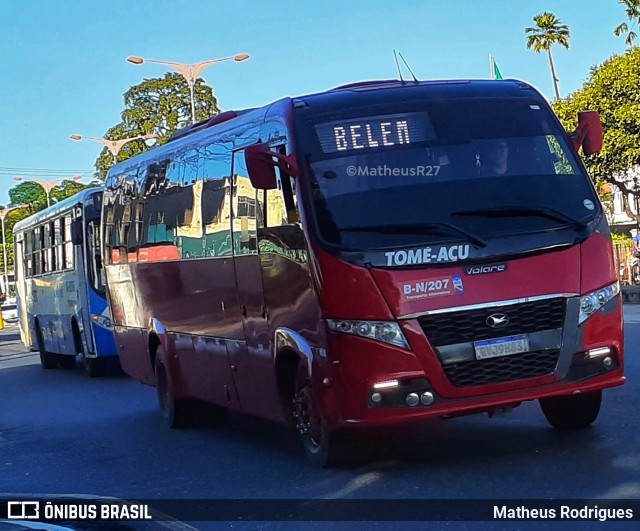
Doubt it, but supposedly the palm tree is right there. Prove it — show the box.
[525,12,570,100]
[614,0,640,46]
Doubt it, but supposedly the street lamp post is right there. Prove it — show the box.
[127,54,250,124]
[70,133,158,165]
[12,176,83,208]
[0,204,27,296]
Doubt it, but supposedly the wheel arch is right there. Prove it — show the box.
[71,316,87,356]
[274,328,316,423]
[148,317,168,375]
[148,333,161,375]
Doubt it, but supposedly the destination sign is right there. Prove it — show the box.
[315,113,433,154]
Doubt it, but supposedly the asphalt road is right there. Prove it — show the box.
[0,311,639,530]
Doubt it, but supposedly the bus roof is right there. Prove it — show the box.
[13,187,102,233]
[295,78,543,112]
[106,102,275,178]
[105,78,545,180]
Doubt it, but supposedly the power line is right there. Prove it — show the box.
[0,167,94,176]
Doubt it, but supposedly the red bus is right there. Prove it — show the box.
[103,79,624,466]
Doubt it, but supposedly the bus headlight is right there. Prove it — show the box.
[92,314,112,329]
[578,281,620,324]
[327,319,409,349]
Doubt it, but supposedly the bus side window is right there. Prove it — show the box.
[282,175,300,224]
[25,230,34,277]
[200,143,233,258]
[54,218,63,272]
[64,216,74,269]
[260,160,305,253]
[232,150,260,254]
[88,221,105,292]
[103,200,115,265]
[262,146,300,227]
[141,160,184,262]
[34,226,43,276]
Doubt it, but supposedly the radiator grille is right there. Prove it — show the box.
[443,349,560,387]
[417,298,565,347]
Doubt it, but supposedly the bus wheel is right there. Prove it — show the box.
[57,355,76,368]
[84,356,103,378]
[155,347,190,429]
[292,362,346,467]
[36,325,57,370]
[539,390,602,430]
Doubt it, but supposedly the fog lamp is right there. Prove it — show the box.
[406,393,419,406]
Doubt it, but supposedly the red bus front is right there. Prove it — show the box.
[282,81,624,462]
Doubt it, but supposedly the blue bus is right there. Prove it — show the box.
[13,188,118,376]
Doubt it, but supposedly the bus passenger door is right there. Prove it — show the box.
[227,150,280,420]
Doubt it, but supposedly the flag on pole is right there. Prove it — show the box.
[489,54,504,80]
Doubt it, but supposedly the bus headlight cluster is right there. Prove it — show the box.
[92,314,112,329]
[578,281,620,324]
[326,319,409,349]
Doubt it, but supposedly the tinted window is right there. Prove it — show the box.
[232,151,261,255]
[299,98,597,250]
[198,143,233,258]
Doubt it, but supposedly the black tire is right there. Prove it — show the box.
[540,390,602,430]
[57,354,76,368]
[292,361,348,467]
[190,400,228,427]
[84,356,103,378]
[36,323,57,370]
[155,346,191,429]
[72,324,101,377]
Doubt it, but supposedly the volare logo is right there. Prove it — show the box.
[464,263,508,275]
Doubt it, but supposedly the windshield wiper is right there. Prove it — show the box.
[451,206,589,231]
[339,222,487,248]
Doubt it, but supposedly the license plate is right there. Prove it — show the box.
[474,335,529,360]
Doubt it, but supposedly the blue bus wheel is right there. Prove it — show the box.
[84,356,103,378]
[36,324,57,370]
[57,354,76,368]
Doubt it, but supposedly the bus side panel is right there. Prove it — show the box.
[260,250,325,419]
[86,286,118,358]
[173,333,240,409]
[110,257,245,395]
[28,274,82,356]
[107,264,150,382]
[132,259,244,339]
[33,316,75,356]
[91,322,118,358]
[14,239,33,349]
[114,326,154,384]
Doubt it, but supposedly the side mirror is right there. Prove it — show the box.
[71,219,83,245]
[245,143,298,190]
[571,111,603,155]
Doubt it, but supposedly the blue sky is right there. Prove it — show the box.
[0,1,630,206]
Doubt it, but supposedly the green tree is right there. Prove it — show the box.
[8,182,47,210]
[614,0,640,46]
[525,12,571,100]
[50,180,94,205]
[0,206,31,278]
[8,180,92,213]
[94,73,220,179]
[553,48,640,223]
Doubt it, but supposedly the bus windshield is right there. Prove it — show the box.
[302,98,600,249]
